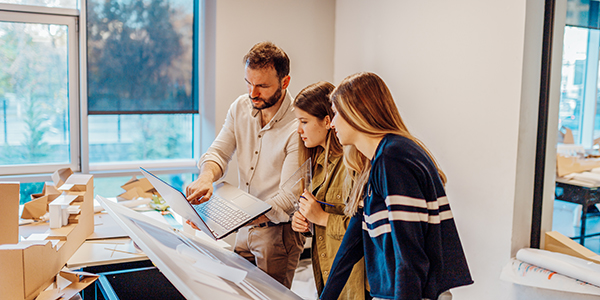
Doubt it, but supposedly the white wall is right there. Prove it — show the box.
[211,1,592,299]
[214,0,336,185]
[332,1,593,300]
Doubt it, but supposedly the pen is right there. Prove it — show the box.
[300,195,335,207]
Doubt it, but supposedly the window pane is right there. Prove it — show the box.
[559,26,589,143]
[20,181,44,205]
[88,114,196,163]
[0,21,70,166]
[566,0,600,29]
[86,0,195,114]
[0,0,77,9]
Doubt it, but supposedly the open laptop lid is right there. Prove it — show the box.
[139,167,218,240]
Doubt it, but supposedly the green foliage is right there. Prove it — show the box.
[0,22,69,165]
[149,194,169,211]
[22,97,51,161]
[130,114,183,160]
[87,0,190,112]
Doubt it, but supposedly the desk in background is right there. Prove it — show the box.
[555,178,600,246]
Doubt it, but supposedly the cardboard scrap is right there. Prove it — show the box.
[22,196,49,220]
[545,231,600,264]
[51,168,73,189]
[35,270,98,300]
[556,153,600,177]
[558,126,575,144]
[118,176,158,200]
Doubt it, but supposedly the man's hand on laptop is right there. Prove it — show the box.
[186,177,213,205]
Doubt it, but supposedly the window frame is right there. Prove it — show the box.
[0,4,81,177]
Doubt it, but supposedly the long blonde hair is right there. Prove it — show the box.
[294,81,343,178]
[331,72,447,216]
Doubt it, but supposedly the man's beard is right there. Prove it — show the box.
[251,85,282,110]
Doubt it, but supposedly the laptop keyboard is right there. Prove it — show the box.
[193,194,251,231]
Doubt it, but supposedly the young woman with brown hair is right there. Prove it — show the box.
[291,81,369,299]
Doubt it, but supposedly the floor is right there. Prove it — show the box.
[291,258,318,300]
[552,199,600,253]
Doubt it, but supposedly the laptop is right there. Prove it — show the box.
[140,167,271,240]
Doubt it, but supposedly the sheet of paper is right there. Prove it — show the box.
[141,210,170,225]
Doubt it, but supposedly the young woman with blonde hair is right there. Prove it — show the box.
[320,72,472,300]
[291,81,369,299]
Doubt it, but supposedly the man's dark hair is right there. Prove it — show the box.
[243,42,290,80]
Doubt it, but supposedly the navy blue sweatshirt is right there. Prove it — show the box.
[320,134,473,300]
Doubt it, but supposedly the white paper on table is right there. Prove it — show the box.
[516,248,600,287]
[570,172,600,185]
[140,210,169,225]
[176,244,247,283]
[500,258,600,296]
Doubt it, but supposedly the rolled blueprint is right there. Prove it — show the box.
[516,248,600,287]
[500,258,600,295]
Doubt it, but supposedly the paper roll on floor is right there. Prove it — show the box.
[516,248,600,287]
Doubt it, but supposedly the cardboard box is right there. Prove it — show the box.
[0,182,20,245]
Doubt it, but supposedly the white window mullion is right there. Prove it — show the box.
[78,0,89,174]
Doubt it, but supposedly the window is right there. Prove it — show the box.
[0,9,79,175]
[558,26,588,143]
[0,0,212,201]
[558,0,600,148]
[553,0,600,250]
[86,0,195,114]
[84,0,199,173]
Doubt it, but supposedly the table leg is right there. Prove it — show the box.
[581,203,588,246]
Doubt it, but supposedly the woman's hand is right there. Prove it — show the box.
[291,211,310,233]
[298,190,329,227]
